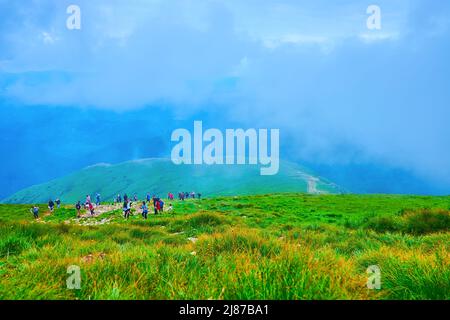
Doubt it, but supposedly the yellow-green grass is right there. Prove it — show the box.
[0,193,449,300]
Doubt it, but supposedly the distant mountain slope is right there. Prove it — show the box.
[3,158,343,204]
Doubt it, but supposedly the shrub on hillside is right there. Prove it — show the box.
[366,209,450,235]
[366,216,400,233]
[402,209,450,235]
[0,236,30,257]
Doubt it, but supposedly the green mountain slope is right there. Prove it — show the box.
[3,158,343,204]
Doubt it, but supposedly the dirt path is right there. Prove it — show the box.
[64,204,122,226]
[78,204,119,218]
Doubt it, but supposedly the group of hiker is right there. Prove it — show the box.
[122,193,173,220]
[30,197,61,219]
[178,192,201,201]
[47,198,62,212]
[30,191,200,220]
[80,193,100,216]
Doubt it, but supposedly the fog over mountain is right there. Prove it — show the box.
[1,0,450,197]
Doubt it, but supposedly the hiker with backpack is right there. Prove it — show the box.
[55,198,61,209]
[96,193,101,206]
[140,201,148,219]
[123,200,131,219]
[48,199,55,213]
[153,197,160,215]
[88,202,95,216]
[76,201,82,218]
[30,206,39,219]
[86,195,91,204]
[146,193,151,203]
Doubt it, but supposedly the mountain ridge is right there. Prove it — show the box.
[3,158,343,204]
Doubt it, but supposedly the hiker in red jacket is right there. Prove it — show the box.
[155,198,161,214]
[88,202,95,216]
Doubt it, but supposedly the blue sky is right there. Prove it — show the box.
[1,0,450,197]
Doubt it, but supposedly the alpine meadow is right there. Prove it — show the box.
[0,193,449,300]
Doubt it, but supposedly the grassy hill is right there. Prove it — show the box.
[2,158,343,204]
[0,193,449,300]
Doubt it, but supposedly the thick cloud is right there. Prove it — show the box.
[1,0,450,194]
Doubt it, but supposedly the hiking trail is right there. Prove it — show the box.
[69,203,122,226]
